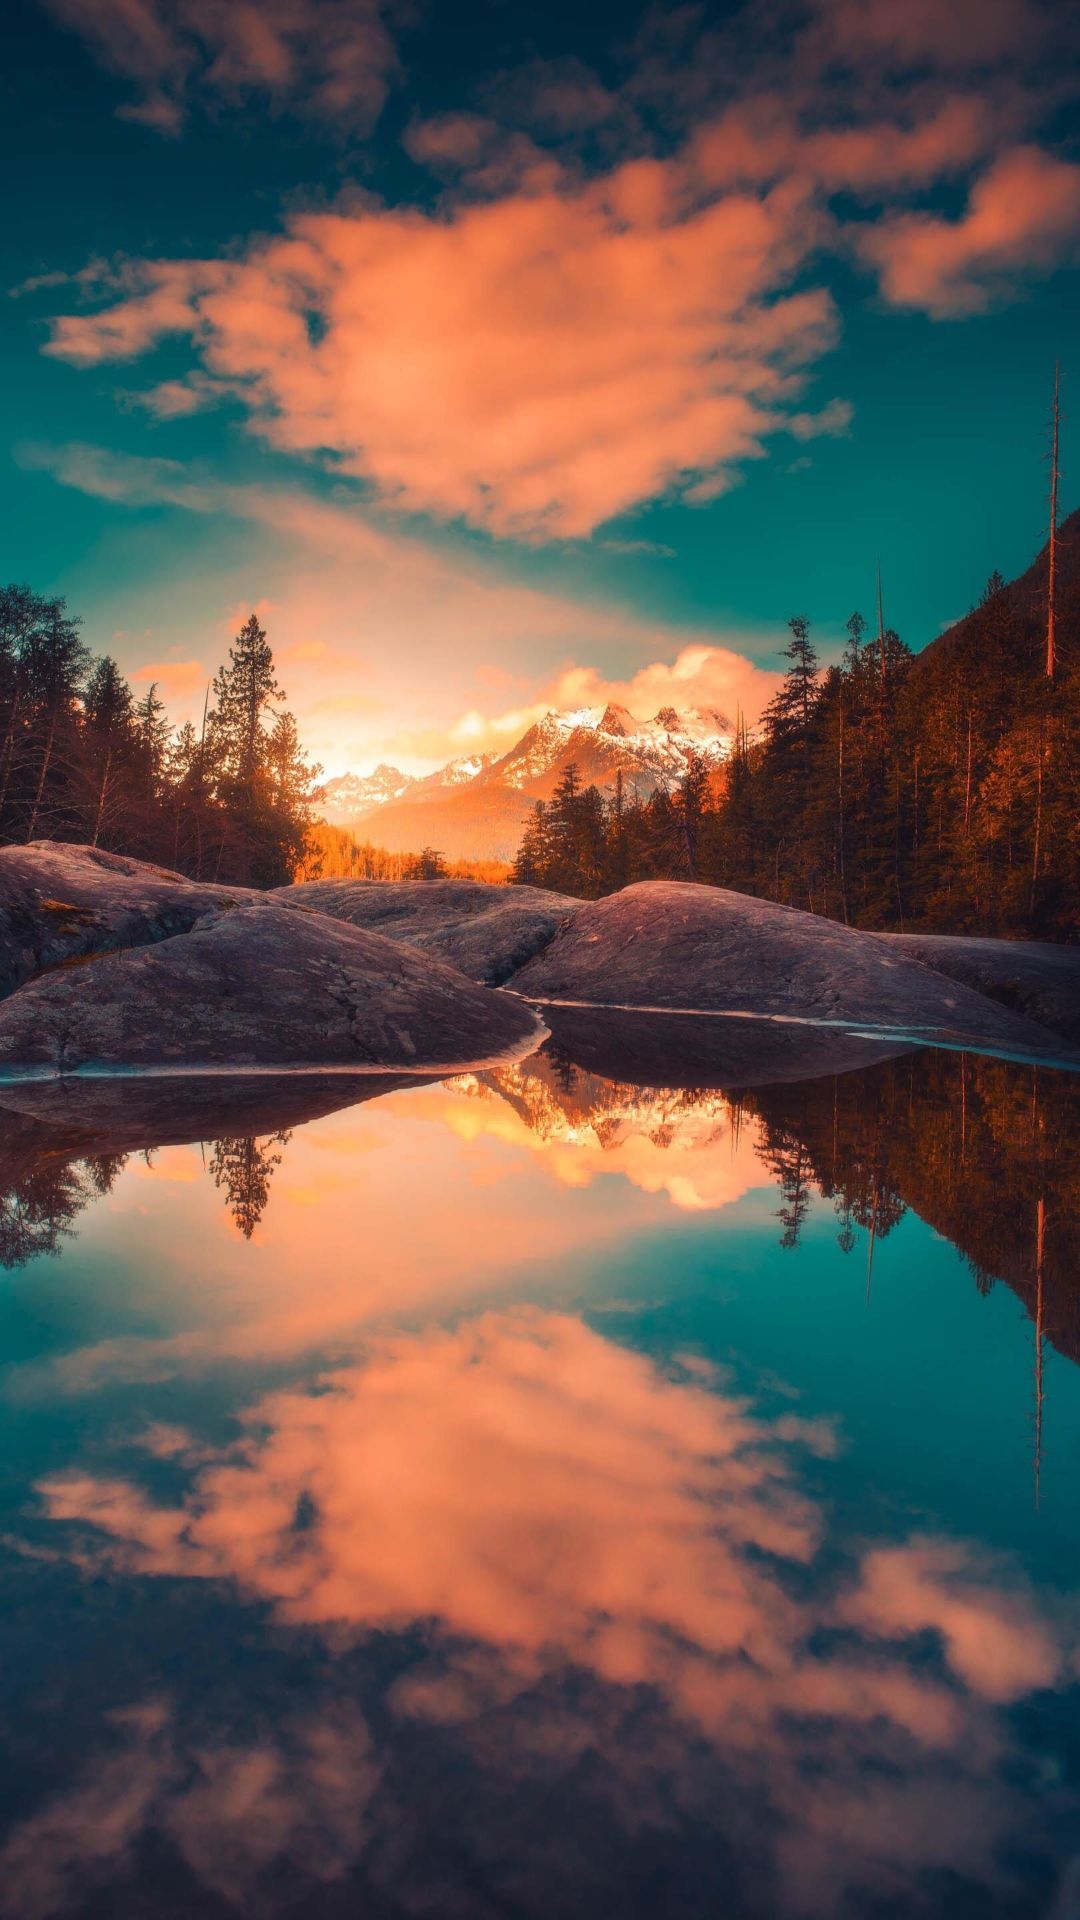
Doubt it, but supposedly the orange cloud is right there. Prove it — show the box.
[130,658,206,702]
[858,145,1080,314]
[27,1309,1075,1914]
[42,156,847,538]
[838,1537,1066,1701]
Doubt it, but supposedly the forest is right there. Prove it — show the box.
[0,591,320,887]
[4,501,1077,933]
[513,511,1080,938]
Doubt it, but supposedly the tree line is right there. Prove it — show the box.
[513,547,1079,937]
[302,821,509,885]
[0,588,320,887]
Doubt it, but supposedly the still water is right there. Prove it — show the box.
[0,1021,1077,1919]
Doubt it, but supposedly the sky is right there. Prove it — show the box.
[2,0,1079,776]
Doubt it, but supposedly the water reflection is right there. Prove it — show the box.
[10,1310,1080,1918]
[0,1020,1076,1918]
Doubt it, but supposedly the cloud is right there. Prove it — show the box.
[385,624,783,766]
[858,144,1080,314]
[22,441,781,769]
[41,158,847,538]
[39,7,1080,539]
[37,0,397,134]
[445,1066,772,1212]
[0,1696,377,1919]
[547,642,777,727]
[25,1309,1077,1914]
[18,440,217,511]
[838,1537,1065,1701]
[130,658,206,702]
[805,0,1055,74]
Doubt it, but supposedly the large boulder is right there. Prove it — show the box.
[275,878,576,985]
[873,932,1080,1045]
[508,881,1070,1060]
[0,841,252,997]
[0,900,544,1078]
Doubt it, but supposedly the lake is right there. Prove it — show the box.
[0,1024,1077,1919]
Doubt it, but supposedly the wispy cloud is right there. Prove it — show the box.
[36,0,1080,540]
[857,145,1080,315]
[21,441,781,769]
[37,0,397,134]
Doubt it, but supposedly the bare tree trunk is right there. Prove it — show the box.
[1034,1194,1046,1509]
[1047,363,1060,680]
[25,713,57,844]
[963,708,973,833]
[876,562,889,754]
[1029,719,1044,918]
[0,687,22,820]
[837,696,848,923]
[92,747,113,848]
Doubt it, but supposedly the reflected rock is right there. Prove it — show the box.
[275,877,577,984]
[875,932,1080,1044]
[541,1003,912,1088]
[0,841,252,997]
[0,1072,428,1259]
[509,881,1071,1060]
[0,901,545,1077]
[0,1069,415,1164]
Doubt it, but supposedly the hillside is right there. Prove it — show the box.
[913,504,1080,684]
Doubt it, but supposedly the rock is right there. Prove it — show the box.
[0,841,252,997]
[0,1071,418,1169]
[0,900,545,1078]
[508,881,1071,1061]
[540,1004,913,1089]
[275,878,577,985]
[873,933,1080,1045]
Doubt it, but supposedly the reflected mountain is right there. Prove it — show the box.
[0,1030,1076,1378]
[462,1039,1080,1370]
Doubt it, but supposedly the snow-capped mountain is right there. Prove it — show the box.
[318,703,731,859]
[489,702,731,796]
[319,764,414,826]
[412,750,500,794]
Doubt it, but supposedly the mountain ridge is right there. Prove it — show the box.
[320,701,733,859]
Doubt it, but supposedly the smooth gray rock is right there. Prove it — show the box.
[0,900,545,1077]
[275,878,577,984]
[873,932,1080,1044]
[508,881,1071,1060]
[0,841,252,997]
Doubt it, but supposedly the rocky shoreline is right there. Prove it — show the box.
[0,844,1075,1084]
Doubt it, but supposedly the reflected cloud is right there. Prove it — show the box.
[0,1697,377,1920]
[19,1309,1079,1916]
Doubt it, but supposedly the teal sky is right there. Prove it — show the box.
[3,0,1078,772]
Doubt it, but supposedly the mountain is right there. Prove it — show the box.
[319,764,413,826]
[912,502,1080,684]
[322,703,732,860]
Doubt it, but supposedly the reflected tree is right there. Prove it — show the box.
[210,1131,292,1239]
[0,1153,127,1266]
